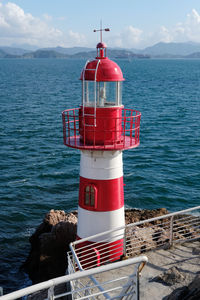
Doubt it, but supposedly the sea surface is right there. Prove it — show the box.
[0,58,199,294]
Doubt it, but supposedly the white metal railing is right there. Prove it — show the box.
[82,59,100,127]
[0,256,148,300]
[69,206,200,271]
[2,206,199,299]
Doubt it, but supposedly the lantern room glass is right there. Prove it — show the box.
[82,81,122,107]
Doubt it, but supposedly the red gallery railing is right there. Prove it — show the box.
[62,108,141,150]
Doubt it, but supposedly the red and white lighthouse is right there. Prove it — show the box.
[62,28,141,268]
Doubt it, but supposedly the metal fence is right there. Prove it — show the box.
[69,206,200,271]
[1,206,199,299]
[0,256,148,300]
[62,107,141,150]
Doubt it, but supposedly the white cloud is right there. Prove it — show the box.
[109,26,143,48]
[181,8,200,42]
[146,8,200,46]
[43,14,53,22]
[69,30,86,45]
[0,2,62,46]
[1,3,200,49]
[57,16,67,21]
[109,8,200,49]
[0,2,86,47]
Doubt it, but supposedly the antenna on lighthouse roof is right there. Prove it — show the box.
[94,20,110,43]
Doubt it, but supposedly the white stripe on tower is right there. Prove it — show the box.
[77,150,125,241]
[80,150,123,179]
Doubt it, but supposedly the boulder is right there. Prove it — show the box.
[152,266,185,286]
[164,275,200,300]
[26,207,198,284]
[125,208,168,225]
[24,208,170,283]
[126,226,157,256]
[23,210,77,283]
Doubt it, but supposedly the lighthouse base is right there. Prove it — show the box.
[75,238,124,269]
[76,206,125,269]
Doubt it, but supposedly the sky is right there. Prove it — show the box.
[1,0,200,49]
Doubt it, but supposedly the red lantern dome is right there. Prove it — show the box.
[80,42,124,82]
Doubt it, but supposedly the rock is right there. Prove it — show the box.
[152,227,169,246]
[26,208,170,283]
[164,275,200,300]
[152,266,185,286]
[125,208,169,257]
[163,286,189,300]
[23,210,77,283]
[192,247,200,255]
[24,207,198,286]
[44,209,67,225]
[125,208,169,225]
[126,226,157,256]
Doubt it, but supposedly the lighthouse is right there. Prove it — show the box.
[62,28,141,268]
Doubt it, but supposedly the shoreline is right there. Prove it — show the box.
[23,207,169,283]
[21,207,200,299]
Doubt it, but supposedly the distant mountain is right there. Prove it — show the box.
[21,49,149,59]
[108,50,150,59]
[0,46,29,56]
[10,43,39,51]
[22,50,69,58]
[138,42,200,56]
[0,49,7,58]
[40,46,93,55]
[2,42,200,59]
[185,52,200,58]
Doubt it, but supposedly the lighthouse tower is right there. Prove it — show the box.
[62,28,141,268]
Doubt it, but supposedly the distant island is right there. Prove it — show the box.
[0,48,150,60]
[1,42,200,59]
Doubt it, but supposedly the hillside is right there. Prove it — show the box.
[138,42,200,56]
[185,52,200,58]
[2,42,200,59]
[22,50,69,59]
[0,48,149,59]
[40,46,93,55]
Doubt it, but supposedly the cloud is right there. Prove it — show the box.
[57,16,67,21]
[109,8,200,49]
[109,26,143,48]
[0,3,92,47]
[0,2,63,46]
[42,14,53,22]
[1,3,200,49]
[180,8,200,42]
[69,30,86,45]
[146,8,200,47]
[0,2,86,47]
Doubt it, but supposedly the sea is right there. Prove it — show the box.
[0,58,199,295]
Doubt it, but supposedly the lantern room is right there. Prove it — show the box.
[81,42,124,108]
[62,38,141,151]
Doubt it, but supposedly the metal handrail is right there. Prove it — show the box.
[69,206,200,271]
[71,205,200,246]
[0,256,148,300]
[62,107,141,150]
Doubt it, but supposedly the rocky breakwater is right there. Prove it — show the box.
[23,208,169,283]
[23,207,200,299]
[23,210,77,283]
